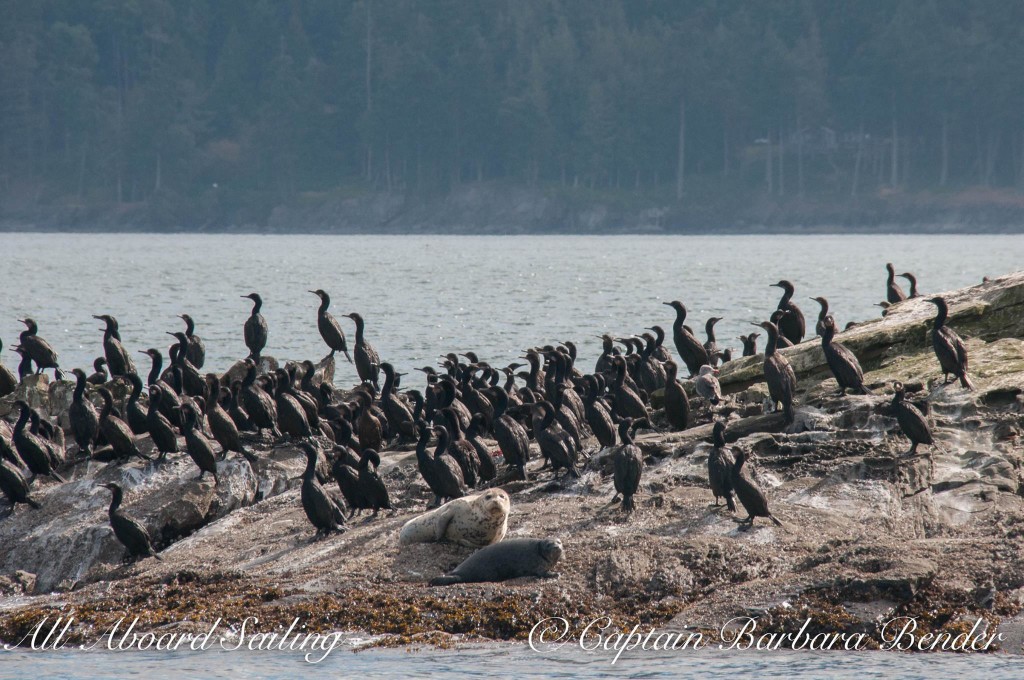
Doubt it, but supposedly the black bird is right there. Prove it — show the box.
[181,403,219,484]
[662,301,709,376]
[241,293,268,361]
[532,401,579,478]
[643,325,673,363]
[69,368,100,458]
[707,421,736,511]
[820,316,871,395]
[309,290,352,363]
[12,401,65,481]
[332,450,365,517]
[166,332,205,396]
[0,459,41,511]
[87,357,108,385]
[927,297,974,390]
[300,442,347,537]
[358,448,391,514]
[754,320,797,426]
[227,380,255,432]
[770,280,805,345]
[466,413,497,484]
[610,356,647,420]
[886,263,907,304]
[241,359,281,436]
[97,388,149,462]
[18,318,60,375]
[178,314,206,368]
[769,310,794,348]
[491,388,531,480]
[94,315,136,377]
[101,483,161,561]
[204,382,257,464]
[739,332,760,357]
[899,272,921,298]
[124,373,150,435]
[380,362,414,442]
[273,369,312,439]
[731,449,784,528]
[0,337,16,397]
[612,418,643,512]
[441,407,479,488]
[891,381,934,455]
[703,317,723,360]
[662,360,690,431]
[581,374,616,448]
[146,385,180,461]
[345,312,380,388]
[809,296,830,337]
[11,345,33,380]
[139,348,183,427]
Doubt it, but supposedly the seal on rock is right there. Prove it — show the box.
[430,538,563,586]
[399,489,510,548]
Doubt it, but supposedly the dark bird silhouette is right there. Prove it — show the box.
[346,312,380,388]
[581,374,616,447]
[274,369,312,439]
[241,293,268,361]
[703,317,723,360]
[300,442,347,537]
[101,483,161,561]
[332,450,365,517]
[610,356,648,420]
[241,359,281,436]
[0,459,41,511]
[69,368,100,458]
[899,272,921,298]
[809,296,830,337]
[820,316,871,395]
[227,380,254,432]
[613,418,643,512]
[178,314,206,368]
[166,332,205,396]
[146,385,180,461]
[441,407,479,488]
[707,421,736,511]
[12,401,65,482]
[414,423,463,506]
[886,263,907,304]
[87,357,108,385]
[731,449,784,528]
[491,388,531,480]
[466,413,497,484]
[309,289,352,363]
[770,280,805,345]
[204,381,257,464]
[662,360,691,431]
[97,388,149,462]
[140,348,183,428]
[532,401,579,478]
[927,297,974,390]
[94,315,136,377]
[124,373,150,435]
[739,333,760,357]
[662,301,709,376]
[181,403,219,484]
[0,337,16,397]
[891,381,934,455]
[358,448,391,514]
[18,318,60,375]
[754,320,797,426]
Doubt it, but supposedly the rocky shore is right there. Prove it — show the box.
[1,274,1024,652]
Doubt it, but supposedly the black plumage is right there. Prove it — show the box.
[707,421,736,511]
[532,401,579,478]
[662,300,709,376]
[0,337,18,397]
[205,383,257,464]
[12,401,65,481]
[179,314,206,368]
[18,318,60,374]
[241,360,281,436]
[97,388,149,463]
[582,375,616,448]
[771,280,805,345]
[124,373,150,435]
[927,297,974,390]
[662,360,691,431]
[820,316,871,395]
[731,449,784,528]
[358,448,392,514]
[466,413,497,484]
[181,404,219,484]
[102,483,161,561]
[891,381,934,455]
[69,369,100,458]
[310,289,352,363]
[886,263,907,304]
[146,385,180,461]
[241,293,268,361]
[491,388,531,480]
[0,459,41,511]
[346,312,380,388]
[613,418,643,512]
[94,315,136,377]
[755,320,797,426]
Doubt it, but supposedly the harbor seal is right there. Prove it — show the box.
[399,489,510,548]
[430,538,563,586]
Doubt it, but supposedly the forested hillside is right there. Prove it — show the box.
[2,0,1023,230]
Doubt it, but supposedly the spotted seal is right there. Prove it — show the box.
[430,538,563,586]
[399,489,509,548]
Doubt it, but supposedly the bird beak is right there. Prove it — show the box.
[750,322,763,327]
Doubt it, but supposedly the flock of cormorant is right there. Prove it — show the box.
[0,263,975,560]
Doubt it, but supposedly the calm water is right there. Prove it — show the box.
[2,644,1023,679]
[1,233,1021,383]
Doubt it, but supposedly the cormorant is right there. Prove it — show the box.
[124,373,150,435]
[441,407,479,488]
[69,368,100,458]
[466,413,497,484]
[927,297,974,390]
[228,380,254,432]
[754,320,797,426]
[309,290,352,363]
[739,333,760,357]
[345,312,380,388]
[204,381,257,464]
[731,449,783,528]
[643,325,673,362]
[595,334,618,376]
[353,390,383,452]
[87,357,108,385]
[241,359,281,436]
[582,374,616,447]
[181,403,219,484]
[166,332,205,396]
[140,348,183,427]
[662,301,709,376]
[178,314,206,368]
[899,272,921,298]
[662,360,691,431]
[820,315,871,395]
[770,281,805,345]
[332,450,365,517]
[18,318,60,375]
[890,381,934,455]
[613,418,643,512]
[0,337,15,398]
[610,356,648,420]
[809,296,830,337]
[491,388,531,479]
[146,385,180,461]
[97,388,149,462]
[886,263,907,304]
[694,365,722,406]
[274,369,312,438]
[704,317,723,360]
[12,401,65,481]
[429,425,467,504]
[101,483,161,561]
[94,315,136,377]
[241,293,268,362]
[11,345,33,380]
[358,448,391,514]
[707,421,735,511]
[531,401,579,478]
[300,442,347,537]
[380,362,414,442]
[0,459,40,511]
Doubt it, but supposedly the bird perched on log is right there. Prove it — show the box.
[753,320,797,426]
[819,315,871,395]
[770,280,805,345]
[886,263,907,304]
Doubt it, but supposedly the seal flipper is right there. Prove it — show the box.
[429,574,463,587]
[432,505,456,541]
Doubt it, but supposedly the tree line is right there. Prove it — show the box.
[1,0,1022,226]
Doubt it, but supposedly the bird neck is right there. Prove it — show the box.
[108,489,123,514]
